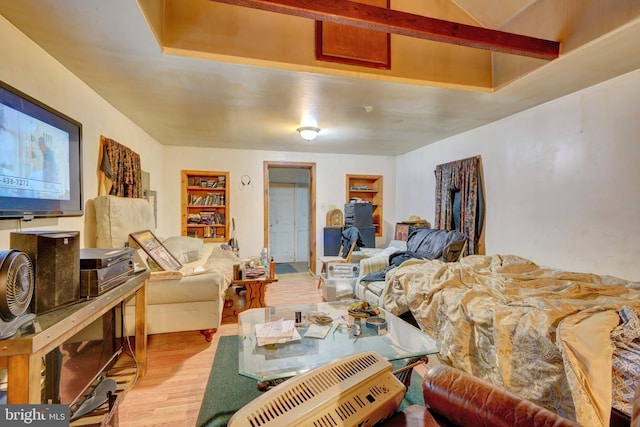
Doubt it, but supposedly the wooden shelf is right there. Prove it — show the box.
[181,170,230,243]
[0,272,149,404]
[346,174,383,237]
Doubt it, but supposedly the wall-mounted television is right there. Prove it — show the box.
[0,80,83,219]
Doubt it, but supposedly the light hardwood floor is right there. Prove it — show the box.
[117,273,322,427]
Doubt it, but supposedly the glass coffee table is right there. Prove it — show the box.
[237,300,439,383]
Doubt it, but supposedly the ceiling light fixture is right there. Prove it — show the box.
[296,126,320,141]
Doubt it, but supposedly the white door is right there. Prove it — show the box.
[269,183,296,262]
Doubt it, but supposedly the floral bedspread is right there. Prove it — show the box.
[382,254,640,427]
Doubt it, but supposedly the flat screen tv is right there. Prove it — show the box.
[0,80,83,219]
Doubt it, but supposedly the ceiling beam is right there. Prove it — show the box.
[210,0,560,60]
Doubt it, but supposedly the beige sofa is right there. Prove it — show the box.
[355,228,467,308]
[354,239,406,306]
[85,195,237,341]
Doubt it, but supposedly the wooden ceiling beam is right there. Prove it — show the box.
[210,0,560,60]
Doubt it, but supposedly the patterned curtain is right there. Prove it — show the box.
[434,156,484,256]
[98,135,142,198]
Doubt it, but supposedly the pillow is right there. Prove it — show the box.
[147,236,204,270]
[93,195,155,248]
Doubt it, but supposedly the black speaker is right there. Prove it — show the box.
[10,231,80,315]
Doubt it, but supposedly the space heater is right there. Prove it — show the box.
[228,351,406,427]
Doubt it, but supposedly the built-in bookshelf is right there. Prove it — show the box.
[181,170,230,243]
[346,174,383,237]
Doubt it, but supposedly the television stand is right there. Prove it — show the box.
[0,270,150,404]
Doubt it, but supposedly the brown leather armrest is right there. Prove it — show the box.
[422,365,581,427]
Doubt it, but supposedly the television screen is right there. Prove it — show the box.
[0,80,83,219]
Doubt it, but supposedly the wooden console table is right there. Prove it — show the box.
[0,270,149,404]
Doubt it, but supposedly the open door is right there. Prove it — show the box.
[263,162,316,274]
[269,183,297,262]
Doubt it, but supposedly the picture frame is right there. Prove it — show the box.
[394,223,410,241]
[129,230,182,271]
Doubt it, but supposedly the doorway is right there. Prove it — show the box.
[263,161,316,274]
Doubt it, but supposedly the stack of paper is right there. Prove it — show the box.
[304,324,331,339]
[255,318,301,346]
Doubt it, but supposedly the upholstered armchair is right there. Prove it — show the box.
[383,364,580,427]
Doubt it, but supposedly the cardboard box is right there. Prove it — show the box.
[320,274,357,301]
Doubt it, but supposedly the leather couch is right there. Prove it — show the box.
[383,364,580,427]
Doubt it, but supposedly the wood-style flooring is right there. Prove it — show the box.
[117,273,323,427]
[117,273,430,426]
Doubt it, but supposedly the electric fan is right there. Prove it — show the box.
[0,249,35,339]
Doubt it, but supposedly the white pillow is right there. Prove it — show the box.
[93,195,155,248]
[162,236,204,263]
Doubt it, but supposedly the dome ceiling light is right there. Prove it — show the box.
[297,126,321,141]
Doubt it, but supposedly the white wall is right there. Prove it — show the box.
[14,10,635,281]
[397,69,640,280]
[0,16,165,249]
[0,16,396,267]
[161,147,396,262]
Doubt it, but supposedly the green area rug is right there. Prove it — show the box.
[274,263,297,274]
[196,335,425,427]
[275,262,309,274]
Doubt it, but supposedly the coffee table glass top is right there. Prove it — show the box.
[237,300,439,381]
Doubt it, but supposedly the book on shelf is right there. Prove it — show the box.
[196,177,226,188]
[189,193,225,206]
[199,211,225,225]
[187,213,202,224]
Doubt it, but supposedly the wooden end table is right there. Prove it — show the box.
[232,274,278,311]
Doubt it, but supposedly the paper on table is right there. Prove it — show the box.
[304,324,331,339]
[255,318,300,346]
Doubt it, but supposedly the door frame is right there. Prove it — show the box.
[263,161,316,274]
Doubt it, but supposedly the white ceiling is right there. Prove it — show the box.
[1,0,639,156]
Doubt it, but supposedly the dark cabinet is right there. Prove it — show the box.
[344,202,373,227]
[323,227,342,256]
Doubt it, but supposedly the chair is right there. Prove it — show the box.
[382,364,580,427]
[317,239,357,288]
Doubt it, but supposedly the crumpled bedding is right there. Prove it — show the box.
[611,307,640,416]
[200,246,238,291]
[382,254,640,427]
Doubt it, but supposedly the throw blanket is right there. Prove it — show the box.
[382,254,640,427]
[200,246,237,288]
